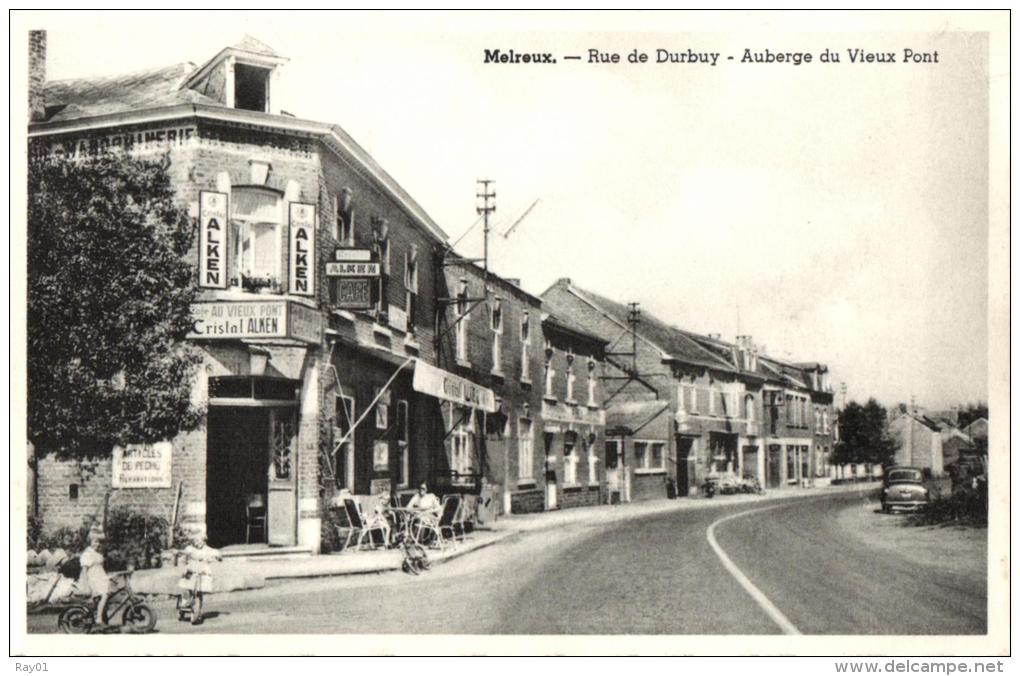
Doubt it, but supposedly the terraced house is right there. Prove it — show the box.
[541,279,836,501]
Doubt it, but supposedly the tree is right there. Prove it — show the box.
[956,402,988,430]
[28,152,203,459]
[834,398,897,468]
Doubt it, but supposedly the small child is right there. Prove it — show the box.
[77,529,111,626]
[178,531,221,624]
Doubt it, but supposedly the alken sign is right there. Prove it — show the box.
[289,202,316,297]
[199,191,228,289]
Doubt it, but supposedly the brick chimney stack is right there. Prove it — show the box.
[29,30,46,122]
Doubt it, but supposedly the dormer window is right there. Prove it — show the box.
[234,63,271,112]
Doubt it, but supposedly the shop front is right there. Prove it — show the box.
[188,298,324,549]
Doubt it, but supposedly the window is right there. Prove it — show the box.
[373,440,389,471]
[404,246,418,334]
[375,389,390,430]
[450,408,474,475]
[335,188,354,245]
[565,352,576,402]
[587,444,599,484]
[680,384,696,413]
[234,63,270,112]
[544,352,556,399]
[786,446,798,483]
[455,278,470,363]
[518,418,534,480]
[564,434,578,484]
[520,313,531,382]
[605,439,621,469]
[231,188,282,291]
[696,388,710,414]
[373,223,390,315]
[633,441,666,473]
[397,400,409,487]
[491,298,503,374]
[334,396,355,491]
[587,359,598,406]
[745,394,756,421]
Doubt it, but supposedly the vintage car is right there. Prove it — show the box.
[880,466,929,513]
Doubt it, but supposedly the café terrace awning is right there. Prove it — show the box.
[411,359,497,413]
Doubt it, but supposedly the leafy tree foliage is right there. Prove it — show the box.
[28,152,202,459]
[834,398,897,467]
[956,402,988,430]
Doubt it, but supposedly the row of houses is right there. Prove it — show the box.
[888,409,988,478]
[26,33,837,552]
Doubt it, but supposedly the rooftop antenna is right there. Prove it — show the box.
[602,301,660,403]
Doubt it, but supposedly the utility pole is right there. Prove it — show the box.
[476,179,496,294]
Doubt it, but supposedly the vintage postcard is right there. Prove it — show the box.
[9,9,1010,659]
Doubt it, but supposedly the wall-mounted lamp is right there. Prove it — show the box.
[248,346,272,377]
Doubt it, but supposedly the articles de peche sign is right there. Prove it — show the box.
[112,442,172,489]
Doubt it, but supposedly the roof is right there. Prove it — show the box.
[31,38,449,244]
[541,310,607,347]
[231,34,281,58]
[41,63,215,123]
[543,280,740,373]
[605,400,671,436]
[894,412,942,432]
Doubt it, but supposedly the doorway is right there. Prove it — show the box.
[767,444,783,488]
[206,408,269,548]
[675,437,693,497]
[544,432,557,510]
[206,406,297,547]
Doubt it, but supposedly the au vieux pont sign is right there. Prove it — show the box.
[188,300,323,344]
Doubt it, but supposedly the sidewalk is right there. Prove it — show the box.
[130,481,878,597]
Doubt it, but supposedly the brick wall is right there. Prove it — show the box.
[510,488,544,514]
[559,485,601,509]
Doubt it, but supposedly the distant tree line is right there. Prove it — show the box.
[833,398,897,468]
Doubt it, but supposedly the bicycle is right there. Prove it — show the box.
[57,570,157,634]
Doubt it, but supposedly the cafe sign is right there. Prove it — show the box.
[412,360,496,413]
[112,442,172,489]
[188,300,323,344]
[199,191,228,289]
[289,203,316,297]
[333,278,373,310]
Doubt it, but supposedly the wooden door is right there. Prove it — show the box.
[267,409,297,546]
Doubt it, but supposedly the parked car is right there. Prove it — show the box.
[880,467,929,513]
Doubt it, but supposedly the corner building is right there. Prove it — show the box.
[28,35,480,552]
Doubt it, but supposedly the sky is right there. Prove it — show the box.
[23,12,992,410]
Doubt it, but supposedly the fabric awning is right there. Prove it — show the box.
[412,359,497,413]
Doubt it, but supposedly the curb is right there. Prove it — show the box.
[265,529,518,581]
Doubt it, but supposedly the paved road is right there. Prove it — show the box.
[28,488,986,634]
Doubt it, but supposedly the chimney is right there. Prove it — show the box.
[29,30,46,122]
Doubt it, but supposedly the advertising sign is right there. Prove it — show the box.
[326,261,380,277]
[198,191,228,289]
[334,278,373,310]
[289,202,316,297]
[188,300,323,344]
[335,248,374,262]
[112,442,172,488]
[413,360,497,413]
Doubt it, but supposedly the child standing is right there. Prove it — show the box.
[77,529,111,627]
[178,531,221,625]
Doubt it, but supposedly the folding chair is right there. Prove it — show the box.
[340,498,387,551]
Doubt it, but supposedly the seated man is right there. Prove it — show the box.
[406,482,441,518]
